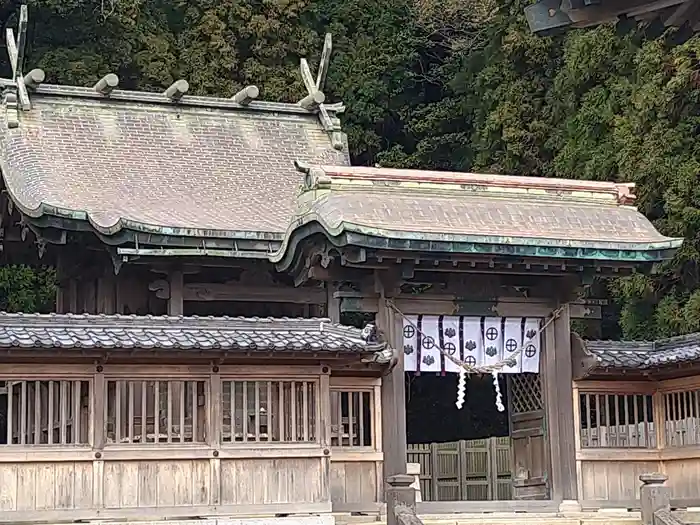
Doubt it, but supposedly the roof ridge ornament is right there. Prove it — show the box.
[2,4,41,128]
[296,34,345,151]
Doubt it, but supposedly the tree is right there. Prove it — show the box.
[0,265,56,313]
[3,0,700,338]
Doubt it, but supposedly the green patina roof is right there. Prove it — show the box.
[271,164,682,265]
[0,83,681,266]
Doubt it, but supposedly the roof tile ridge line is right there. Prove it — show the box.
[315,165,637,205]
[655,331,700,350]
[323,323,366,338]
[0,313,332,331]
[29,83,336,117]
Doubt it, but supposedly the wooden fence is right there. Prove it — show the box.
[407,437,512,501]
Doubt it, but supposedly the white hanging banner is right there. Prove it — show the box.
[482,317,503,367]
[417,315,442,373]
[402,315,543,374]
[403,315,419,372]
[521,318,542,373]
[503,318,523,374]
[441,316,462,373]
[462,317,483,370]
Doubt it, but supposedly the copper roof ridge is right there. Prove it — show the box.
[307,165,636,205]
[10,82,346,117]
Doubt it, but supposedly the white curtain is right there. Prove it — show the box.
[403,315,542,374]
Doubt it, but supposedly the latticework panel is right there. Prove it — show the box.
[510,374,543,414]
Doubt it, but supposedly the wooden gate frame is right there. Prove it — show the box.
[377,294,578,513]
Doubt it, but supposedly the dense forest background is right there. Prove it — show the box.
[1,0,700,340]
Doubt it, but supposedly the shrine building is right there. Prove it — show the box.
[0,6,697,525]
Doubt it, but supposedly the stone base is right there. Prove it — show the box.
[558,500,583,514]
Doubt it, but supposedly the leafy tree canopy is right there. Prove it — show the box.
[1,0,699,338]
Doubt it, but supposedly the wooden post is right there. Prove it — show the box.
[554,304,578,501]
[488,437,499,501]
[543,303,578,504]
[458,439,468,500]
[92,366,105,509]
[639,473,670,525]
[168,270,184,316]
[209,365,222,506]
[327,282,340,323]
[376,271,407,488]
[387,474,418,525]
[429,442,439,501]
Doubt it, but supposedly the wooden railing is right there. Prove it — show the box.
[574,378,700,509]
[0,365,383,522]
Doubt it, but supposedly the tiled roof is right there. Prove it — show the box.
[0,313,383,352]
[0,89,348,240]
[584,333,700,372]
[277,165,682,261]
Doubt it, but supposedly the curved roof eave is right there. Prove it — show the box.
[271,213,684,270]
[9,191,286,256]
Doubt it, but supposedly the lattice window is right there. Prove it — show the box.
[0,379,91,446]
[105,379,207,444]
[664,389,700,447]
[330,389,374,447]
[221,380,317,443]
[509,374,543,414]
[578,392,655,448]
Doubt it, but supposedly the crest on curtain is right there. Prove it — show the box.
[402,315,541,374]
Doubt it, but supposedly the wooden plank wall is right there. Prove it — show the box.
[407,437,512,501]
[0,364,384,523]
[574,377,700,509]
[328,377,384,511]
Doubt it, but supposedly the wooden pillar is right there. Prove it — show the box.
[376,272,407,484]
[327,281,340,323]
[168,270,184,316]
[543,303,578,503]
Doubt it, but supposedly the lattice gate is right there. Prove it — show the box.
[507,372,549,500]
[509,373,544,414]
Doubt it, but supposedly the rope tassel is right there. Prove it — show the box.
[492,371,505,412]
[456,367,466,409]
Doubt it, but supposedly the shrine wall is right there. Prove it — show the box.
[574,378,700,509]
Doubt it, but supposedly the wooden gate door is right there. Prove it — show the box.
[508,373,549,500]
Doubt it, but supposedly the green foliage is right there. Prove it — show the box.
[2,0,700,337]
[0,265,57,313]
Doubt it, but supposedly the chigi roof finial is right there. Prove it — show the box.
[296,34,345,151]
[2,5,46,128]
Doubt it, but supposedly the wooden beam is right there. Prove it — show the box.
[23,68,45,89]
[149,280,327,304]
[94,74,119,95]
[339,293,600,319]
[164,79,189,101]
[315,34,332,91]
[571,332,600,380]
[665,0,700,25]
[232,85,259,106]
